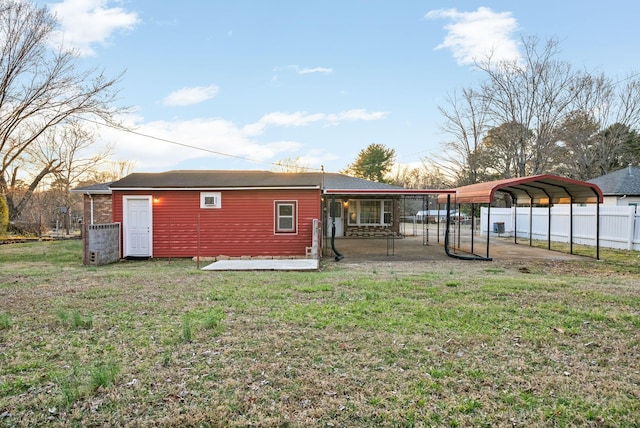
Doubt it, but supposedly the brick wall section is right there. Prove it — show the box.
[82,194,113,225]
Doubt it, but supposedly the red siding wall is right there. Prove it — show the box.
[112,189,321,258]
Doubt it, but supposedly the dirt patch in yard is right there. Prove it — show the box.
[324,234,590,264]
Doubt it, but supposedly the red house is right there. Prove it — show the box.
[106,170,412,260]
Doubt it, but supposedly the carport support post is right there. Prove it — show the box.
[471,203,475,254]
[596,200,600,260]
[456,199,461,249]
[547,203,552,251]
[422,196,428,246]
[437,203,441,243]
[424,196,429,245]
[570,197,574,255]
[486,204,491,259]
[529,198,533,247]
[513,199,518,244]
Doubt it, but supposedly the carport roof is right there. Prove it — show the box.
[439,174,603,205]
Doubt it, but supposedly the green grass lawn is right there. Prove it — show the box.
[1,240,639,427]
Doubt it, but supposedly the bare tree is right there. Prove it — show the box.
[553,110,600,180]
[272,157,312,173]
[0,0,124,222]
[388,161,452,189]
[563,73,640,177]
[476,36,585,177]
[482,121,534,179]
[81,160,136,185]
[433,88,490,185]
[31,121,111,233]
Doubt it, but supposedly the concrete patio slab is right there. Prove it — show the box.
[202,259,319,271]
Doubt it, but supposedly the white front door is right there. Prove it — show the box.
[123,196,152,257]
[327,199,344,237]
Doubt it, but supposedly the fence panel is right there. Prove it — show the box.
[634,212,640,250]
[481,206,639,251]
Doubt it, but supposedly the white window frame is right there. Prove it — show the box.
[200,192,222,209]
[347,199,392,226]
[275,200,297,234]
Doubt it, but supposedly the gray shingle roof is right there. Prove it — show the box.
[71,182,114,194]
[588,166,640,196]
[109,170,404,191]
[322,173,403,190]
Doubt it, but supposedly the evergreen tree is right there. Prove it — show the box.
[344,144,396,183]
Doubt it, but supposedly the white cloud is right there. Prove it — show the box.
[99,114,302,171]
[326,109,389,123]
[294,149,340,168]
[275,65,334,75]
[49,0,139,56]
[426,7,520,66]
[258,111,326,127]
[298,67,333,75]
[162,85,220,107]
[97,108,388,171]
[242,109,389,137]
[241,111,324,137]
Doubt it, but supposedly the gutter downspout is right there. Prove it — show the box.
[330,194,344,261]
[86,192,94,225]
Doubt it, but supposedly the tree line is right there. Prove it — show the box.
[433,36,640,185]
[0,0,126,234]
[343,37,640,189]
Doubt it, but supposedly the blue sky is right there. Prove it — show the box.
[45,0,640,174]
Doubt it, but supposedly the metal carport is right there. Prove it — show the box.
[439,175,604,260]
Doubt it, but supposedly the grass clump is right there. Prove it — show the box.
[0,312,10,329]
[202,308,224,331]
[56,309,93,329]
[89,360,120,390]
[58,365,81,407]
[181,315,193,343]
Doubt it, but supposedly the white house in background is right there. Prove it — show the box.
[416,210,444,223]
[416,210,464,223]
[588,165,640,209]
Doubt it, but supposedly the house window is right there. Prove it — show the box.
[347,199,392,225]
[383,200,392,224]
[200,192,222,209]
[360,200,380,224]
[275,201,297,233]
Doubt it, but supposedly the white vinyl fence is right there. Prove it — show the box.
[480,205,640,251]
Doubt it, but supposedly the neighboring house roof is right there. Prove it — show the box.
[438,174,603,205]
[588,166,640,196]
[108,170,433,195]
[70,182,113,195]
